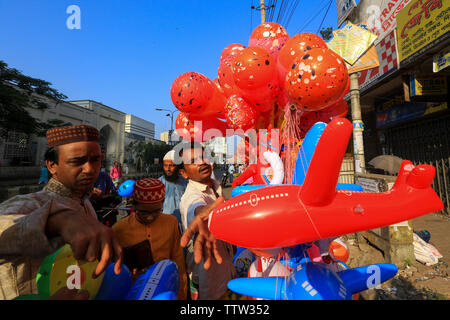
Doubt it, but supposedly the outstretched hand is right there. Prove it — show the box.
[46,201,123,279]
[180,197,224,270]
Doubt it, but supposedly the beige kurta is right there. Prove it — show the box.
[0,178,97,300]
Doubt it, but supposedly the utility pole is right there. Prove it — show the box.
[349,72,366,175]
[252,0,273,24]
[260,0,266,23]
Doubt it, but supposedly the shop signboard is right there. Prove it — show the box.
[433,47,450,73]
[376,101,448,128]
[410,73,447,96]
[396,0,450,68]
[337,0,357,27]
[346,0,412,44]
[356,30,398,94]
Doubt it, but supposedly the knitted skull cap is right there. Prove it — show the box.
[133,178,165,204]
[46,125,99,148]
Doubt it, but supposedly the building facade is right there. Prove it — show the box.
[160,130,181,145]
[0,90,158,171]
[345,0,450,214]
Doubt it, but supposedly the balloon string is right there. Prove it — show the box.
[299,197,322,240]
[299,141,308,182]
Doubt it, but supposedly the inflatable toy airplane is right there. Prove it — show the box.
[209,118,444,249]
[227,262,398,300]
[125,260,179,300]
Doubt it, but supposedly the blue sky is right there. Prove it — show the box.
[0,0,338,138]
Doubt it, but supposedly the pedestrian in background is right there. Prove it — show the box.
[38,161,49,185]
[110,161,122,189]
[228,164,235,184]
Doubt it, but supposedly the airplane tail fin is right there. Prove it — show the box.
[393,161,437,190]
[300,118,353,206]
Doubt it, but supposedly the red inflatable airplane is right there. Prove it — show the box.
[208,118,444,249]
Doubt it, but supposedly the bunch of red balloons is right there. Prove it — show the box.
[170,22,350,142]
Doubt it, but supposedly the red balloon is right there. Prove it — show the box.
[285,48,349,111]
[209,118,444,249]
[217,62,240,98]
[213,78,224,95]
[249,23,289,60]
[277,33,327,86]
[225,95,258,131]
[238,77,280,113]
[208,84,227,119]
[298,110,320,138]
[175,112,227,142]
[220,43,246,65]
[317,99,348,123]
[232,47,276,90]
[170,72,226,119]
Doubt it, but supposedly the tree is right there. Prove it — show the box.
[0,60,68,138]
[320,27,333,41]
[143,143,172,165]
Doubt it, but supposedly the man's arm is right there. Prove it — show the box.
[46,201,123,278]
[0,197,64,257]
[180,197,224,270]
[0,195,122,278]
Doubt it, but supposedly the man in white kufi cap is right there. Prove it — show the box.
[158,148,187,229]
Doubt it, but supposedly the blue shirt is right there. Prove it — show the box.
[158,175,187,226]
[93,171,116,195]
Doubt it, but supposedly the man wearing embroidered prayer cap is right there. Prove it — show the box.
[112,177,187,299]
[0,124,123,300]
[158,149,187,229]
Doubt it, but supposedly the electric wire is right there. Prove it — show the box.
[285,0,300,29]
[317,0,333,34]
[295,0,330,34]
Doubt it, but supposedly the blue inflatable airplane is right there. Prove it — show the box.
[227,262,398,300]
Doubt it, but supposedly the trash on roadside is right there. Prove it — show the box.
[415,230,431,243]
[413,233,443,266]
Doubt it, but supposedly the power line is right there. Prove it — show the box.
[317,0,333,34]
[296,0,330,34]
[282,0,295,26]
[280,0,292,25]
[280,0,290,24]
[270,0,278,21]
[276,0,287,24]
[266,0,274,22]
[285,0,300,28]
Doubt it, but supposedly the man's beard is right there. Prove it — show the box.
[164,171,179,182]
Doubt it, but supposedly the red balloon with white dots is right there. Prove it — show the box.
[285,48,349,111]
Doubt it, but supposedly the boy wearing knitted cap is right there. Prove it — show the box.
[112,178,187,300]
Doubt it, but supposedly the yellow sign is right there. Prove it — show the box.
[424,101,448,115]
[345,45,380,73]
[410,73,447,96]
[397,0,450,64]
[327,22,378,65]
